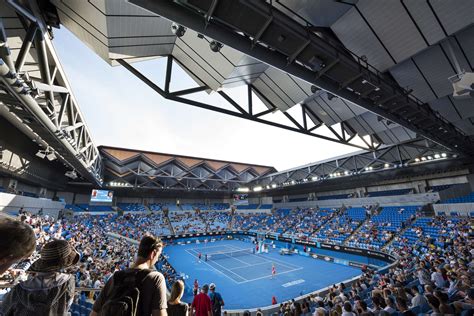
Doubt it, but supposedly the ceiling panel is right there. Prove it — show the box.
[331,7,395,72]
[276,0,355,27]
[389,59,437,103]
[430,0,474,35]
[455,25,474,70]
[429,97,462,122]
[402,0,445,45]
[453,119,474,135]
[357,0,427,63]
[450,96,474,120]
[413,45,456,98]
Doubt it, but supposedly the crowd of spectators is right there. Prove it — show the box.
[0,206,472,315]
[276,216,472,316]
[0,212,179,295]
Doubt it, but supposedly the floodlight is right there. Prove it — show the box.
[271,184,277,188]
[310,85,320,94]
[384,163,390,168]
[46,152,57,161]
[427,156,433,160]
[65,170,78,179]
[36,150,46,159]
[421,157,427,161]
[236,187,249,192]
[170,23,186,37]
[415,158,420,162]
[209,40,223,52]
[253,186,262,192]
[434,154,440,159]
[441,153,447,158]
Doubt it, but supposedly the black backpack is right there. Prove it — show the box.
[211,293,222,316]
[99,269,152,316]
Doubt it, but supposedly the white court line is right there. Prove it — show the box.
[228,260,273,270]
[235,267,303,284]
[226,244,302,270]
[219,253,252,267]
[189,245,235,252]
[184,249,247,283]
[188,245,237,256]
[205,257,249,282]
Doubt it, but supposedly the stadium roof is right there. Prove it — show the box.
[1,0,473,190]
[100,146,276,192]
[53,0,474,155]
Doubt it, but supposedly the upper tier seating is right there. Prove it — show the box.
[169,212,206,234]
[442,192,474,203]
[427,184,451,192]
[313,207,366,244]
[367,188,412,197]
[149,203,162,211]
[288,197,307,202]
[117,203,147,212]
[204,211,231,231]
[317,193,352,200]
[286,207,336,239]
[391,216,463,249]
[180,203,194,211]
[236,204,259,210]
[211,203,230,210]
[65,204,113,212]
[348,206,418,249]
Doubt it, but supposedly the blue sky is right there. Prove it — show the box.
[53,27,358,171]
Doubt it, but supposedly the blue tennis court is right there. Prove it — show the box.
[164,239,362,309]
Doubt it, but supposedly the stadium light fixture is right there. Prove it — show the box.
[170,23,186,37]
[434,154,440,159]
[35,150,46,159]
[427,156,433,160]
[312,176,318,181]
[271,184,277,188]
[441,153,447,158]
[415,158,420,162]
[46,152,57,161]
[209,40,223,52]
[290,180,295,185]
[236,187,249,192]
[253,186,262,192]
[344,171,350,175]
[384,163,390,168]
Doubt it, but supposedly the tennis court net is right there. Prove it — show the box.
[207,248,254,261]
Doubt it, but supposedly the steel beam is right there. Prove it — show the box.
[129,0,473,155]
[117,58,371,150]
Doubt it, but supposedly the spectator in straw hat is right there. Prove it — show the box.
[1,239,79,316]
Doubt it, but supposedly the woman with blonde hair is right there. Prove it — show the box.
[168,280,189,316]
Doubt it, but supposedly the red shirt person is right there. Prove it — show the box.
[192,284,212,316]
